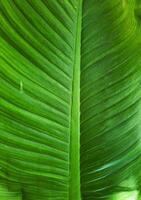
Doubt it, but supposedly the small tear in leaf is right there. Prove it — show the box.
[20,81,23,92]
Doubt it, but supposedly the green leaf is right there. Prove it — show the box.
[0,0,141,199]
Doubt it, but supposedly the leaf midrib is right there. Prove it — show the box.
[69,0,82,199]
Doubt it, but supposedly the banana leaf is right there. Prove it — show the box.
[0,0,141,199]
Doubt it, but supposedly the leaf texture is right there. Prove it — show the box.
[0,0,81,199]
[0,0,141,200]
[80,0,141,199]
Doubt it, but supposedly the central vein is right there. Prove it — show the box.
[69,0,82,199]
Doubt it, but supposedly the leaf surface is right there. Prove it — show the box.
[0,0,141,200]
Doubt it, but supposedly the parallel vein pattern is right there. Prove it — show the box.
[1,0,141,200]
[80,0,141,199]
[0,0,79,199]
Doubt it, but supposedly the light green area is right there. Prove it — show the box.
[110,190,139,200]
[69,0,82,199]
